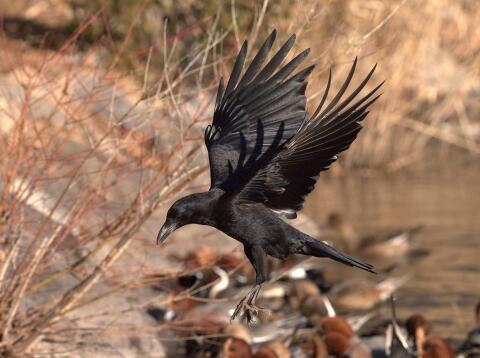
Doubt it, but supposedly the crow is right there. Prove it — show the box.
[156,30,382,322]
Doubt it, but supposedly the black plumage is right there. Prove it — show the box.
[157,30,382,322]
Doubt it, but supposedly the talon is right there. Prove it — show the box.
[230,284,265,324]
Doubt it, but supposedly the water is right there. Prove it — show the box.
[303,158,480,339]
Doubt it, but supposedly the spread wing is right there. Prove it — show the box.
[205,30,313,191]
[236,59,383,217]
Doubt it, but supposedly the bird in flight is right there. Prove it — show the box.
[157,30,382,322]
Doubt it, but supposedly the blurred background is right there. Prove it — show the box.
[0,0,479,356]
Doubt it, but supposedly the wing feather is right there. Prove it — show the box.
[224,41,248,97]
[205,31,382,216]
[205,31,311,190]
[237,30,277,89]
[236,62,382,214]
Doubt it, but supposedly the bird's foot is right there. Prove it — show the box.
[230,284,270,324]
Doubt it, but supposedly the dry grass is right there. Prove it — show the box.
[0,0,479,356]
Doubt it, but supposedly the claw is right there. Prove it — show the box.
[230,284,270,324]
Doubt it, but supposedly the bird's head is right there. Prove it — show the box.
[156,192,217,245]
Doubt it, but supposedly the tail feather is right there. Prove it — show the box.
[301,236,375,273]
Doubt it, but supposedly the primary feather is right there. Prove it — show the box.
[205,30,312,192]
[206,31,382,217]
[244,61,383,215]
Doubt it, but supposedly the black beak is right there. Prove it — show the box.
[156,220,180,245]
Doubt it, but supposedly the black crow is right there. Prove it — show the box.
[157,30,382,322]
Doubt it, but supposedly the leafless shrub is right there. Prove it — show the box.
[0,10,228,356]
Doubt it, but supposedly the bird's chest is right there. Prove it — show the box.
[214,206,258,244]
[214,203,289,257]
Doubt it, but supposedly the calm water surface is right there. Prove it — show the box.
[304,160,480,339]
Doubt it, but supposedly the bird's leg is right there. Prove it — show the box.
[230,245,270,323]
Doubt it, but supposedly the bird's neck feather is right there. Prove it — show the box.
[187,190,223,226]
